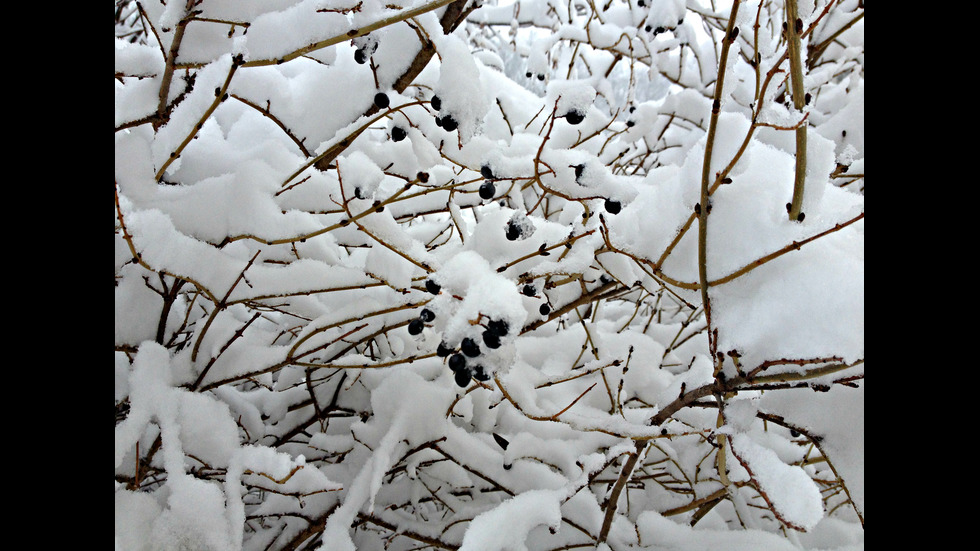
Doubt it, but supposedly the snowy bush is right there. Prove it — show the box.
[115,0,864,549]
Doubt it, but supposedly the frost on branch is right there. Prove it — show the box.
[116,0,863,549]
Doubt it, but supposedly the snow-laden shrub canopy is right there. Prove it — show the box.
[115,0,864,549]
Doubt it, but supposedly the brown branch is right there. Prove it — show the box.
[356,513,459,550]
[709,212,864,286]
[596,440,646,545]
[156,2,199,127]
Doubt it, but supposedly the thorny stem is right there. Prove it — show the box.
[156,1,199,126]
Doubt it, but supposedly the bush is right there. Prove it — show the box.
[115,1,864,549]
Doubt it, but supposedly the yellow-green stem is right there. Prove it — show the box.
[786,0,807,221]
[698,1,741,352]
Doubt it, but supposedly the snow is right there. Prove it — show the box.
[728,433,824,531]
[115,38,163,77]
[241,1,350,62]
[760,383,865,518]
[458,490,563,551]
[433,33,492,143]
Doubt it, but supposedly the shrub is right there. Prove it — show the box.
[115,1,864,549]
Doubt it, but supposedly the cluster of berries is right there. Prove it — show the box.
[420,278,515,388]
[430,95,459,132]
[438,320,507,387]
[479,164,497,200]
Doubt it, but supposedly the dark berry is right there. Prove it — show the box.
[505,222,521,241]
[654,27,665,35]
[487,319,509,337]
[790,429,800,438]
[417,172,429,183]
[626,120,635,127]
[425,279,441,294]
[565,110,585,125]
[492,433,510,449]
[637,0,645,5]
[472,365,491,381]
[437,342,453,357]
[354,49,367,64]
[439,115,458,132]
[419,308,436,322]
[573,164,585,180]
[482,330,501,349]
[454,367,472,387]
[408,319,424,335]
[434,116,442,127]
[461,337,481,357]
[391,126,407,142]
[604,199,622,214]
[354,187,365,200]
[374,92,389,109]
[537,73,545,81]
[522,284,536,297]
[431,95,441,111]
[448,353,466,372]
[539,303,550,315]
[479,181,496,200]
[481,164,494,179]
